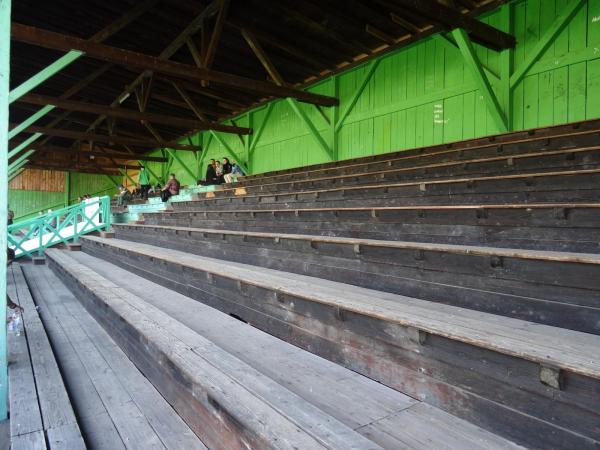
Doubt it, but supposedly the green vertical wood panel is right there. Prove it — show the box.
[589,0,600,45]
[568,62,587,120]
[72,0,600,178]
[586,57,600,118]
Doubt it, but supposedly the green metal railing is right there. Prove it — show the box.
[8,196,111,258]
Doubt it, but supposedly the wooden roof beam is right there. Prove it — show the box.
[34,145,167,162]
[17,93,252,135]
[10,125,199,151]
[11,23,339,107]
[392,0,515,50]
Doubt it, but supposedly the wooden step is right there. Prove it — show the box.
[56,250,525,450]
[113,223,600,334]
[141,203,600,253]
[75,236,600,450]
[223,146,600,196]
[240,119,600,182]
[21,264,206,450]
[44,249,393,450]
[7,264,86,450]
[181,169,600,211]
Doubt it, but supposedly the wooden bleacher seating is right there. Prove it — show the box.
[17,119,600,449]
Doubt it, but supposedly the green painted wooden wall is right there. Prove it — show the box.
[8,173,119,221]
[144,0,600,187]
[12,0,600,201]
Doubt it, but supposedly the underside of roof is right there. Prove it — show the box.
[9,0,513,174]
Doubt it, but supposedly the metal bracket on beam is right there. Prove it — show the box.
[407,327,428,345]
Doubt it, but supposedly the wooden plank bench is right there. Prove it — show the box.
[111,222,600,334]
[72,236,600,450]
[43,249,397,450]
[220,146,600,196]
[21,264,206,450]
[7,264,85,450]
[178,168,600,211]
[239,118,600,182]
[53,249,526,450]
[141,203,600,253]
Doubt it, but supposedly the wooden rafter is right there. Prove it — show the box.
[389,0,515,50]
[34,145,167,162]
[11,125,199,151]
[18,93,250,135]
[204,0,230,70]
[12,23,338,106]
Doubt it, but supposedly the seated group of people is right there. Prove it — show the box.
[201,158,244,186]
[115,158,245,206]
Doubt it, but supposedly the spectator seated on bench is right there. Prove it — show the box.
[224,161,245,184]
[116,185,133,207]
[161,173,180,202]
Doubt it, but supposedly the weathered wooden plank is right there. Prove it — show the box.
[10,267,82,436]
[23,266,189,450]
[10,431,47,450]
[75,238,600,449]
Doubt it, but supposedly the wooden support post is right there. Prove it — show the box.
[0,0,11,420]
[500,4,513,131]
[64,171,70,206]
[452,28,507,132]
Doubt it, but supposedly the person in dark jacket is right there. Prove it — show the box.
[202,159,218,185]
[219,157,232,184]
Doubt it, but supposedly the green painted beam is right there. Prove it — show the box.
[335,59,380,133]
[435,34,500,82]
[8,104,55,140]
[8,132,42,159]
[500,3,513,131]
[0,0,11,420]
[9,50,83,103]
[288,98,332,160]
[452,28,507,132]
[248,103,273,156]
[8,149,34,172]
[139,160,163,185]
[104,174,120,188]
[510,0,585,88]
[8,159,28,177]
[8,167,24,182]
[209,130,249,174]
[119,168,137,186]
[166,149,196,181]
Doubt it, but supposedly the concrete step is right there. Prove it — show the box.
[47,249,526,450]
[74,236,600,450]
[113,223,600,335]
[140,203,600,253]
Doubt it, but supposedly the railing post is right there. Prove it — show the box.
[0,0,11,420]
